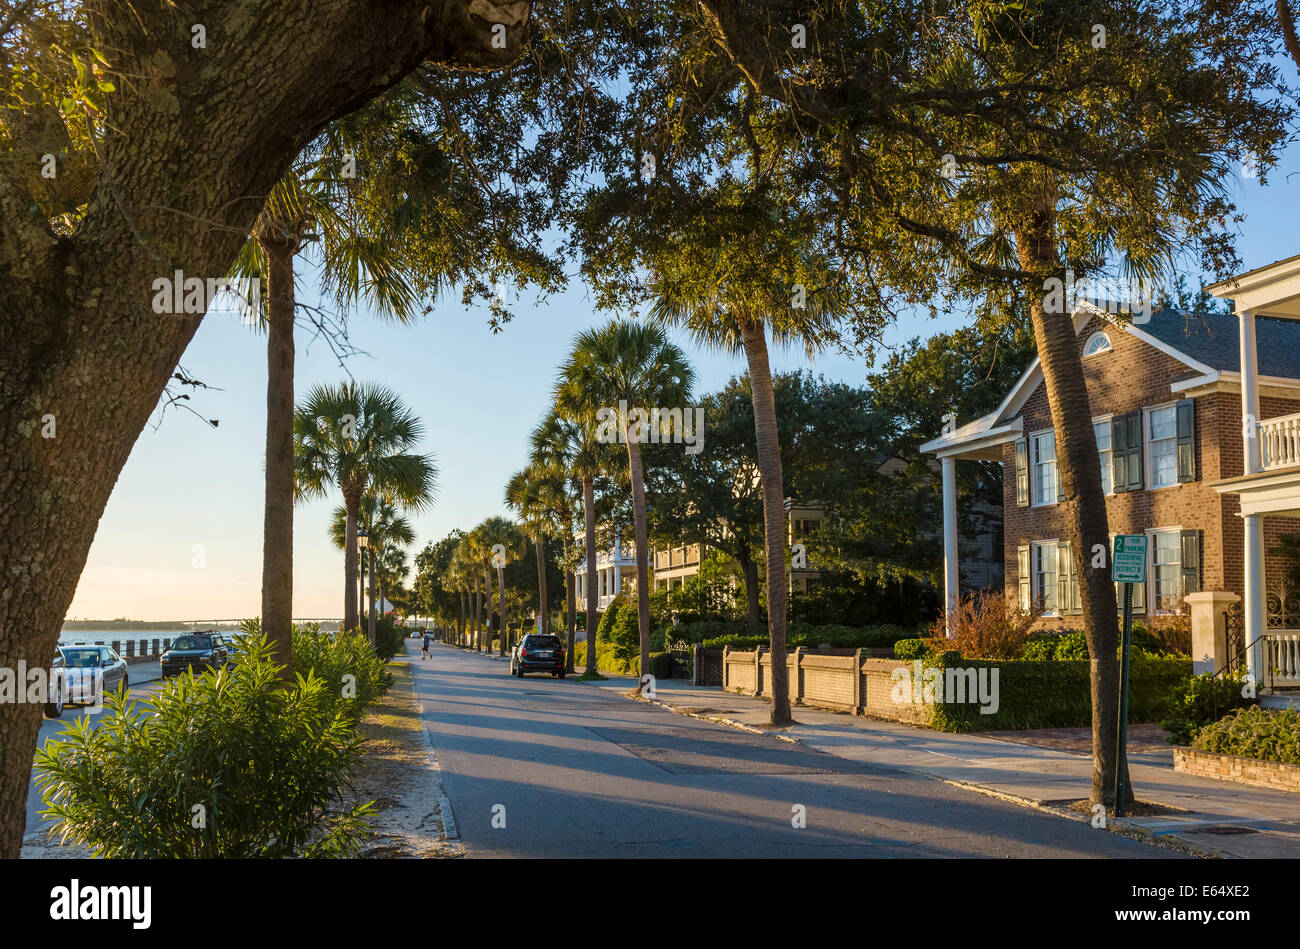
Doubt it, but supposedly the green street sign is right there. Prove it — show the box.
[1112,534,1148,584]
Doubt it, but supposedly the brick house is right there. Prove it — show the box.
[922,300,1300,688]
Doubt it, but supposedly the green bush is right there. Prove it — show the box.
[926,653,1192,732]
[291,625,390,725]
[373,614,406,662]
[608,600,641,664]
[1160,669,1256,745]
[677,620,914,651]
[1053,631,1090,660]
[1020,635,1058,661]
[33,635,375,857]
[1193,705,1300,764]
[597,596,627,642]
[893,638,931,661]
[572,640,639,676]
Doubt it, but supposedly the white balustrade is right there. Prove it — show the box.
[1261,412,1300,470]
[1265,631,1300,689]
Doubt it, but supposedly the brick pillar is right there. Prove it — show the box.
[852,648,864,713]
[152,638,159,657]
[1186,591,1241,676]
[792,647,804,706]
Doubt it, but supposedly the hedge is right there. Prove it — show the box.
[674,620,914,651]
[572,641,639,677]
[921,651,1192,732]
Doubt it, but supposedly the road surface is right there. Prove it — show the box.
[411,643,1178,858]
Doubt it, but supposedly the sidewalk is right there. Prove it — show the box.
[565,668,1300,859]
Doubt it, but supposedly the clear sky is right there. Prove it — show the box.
[64,141,1299,621]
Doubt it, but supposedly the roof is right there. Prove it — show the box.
[921,301,1300,459]
[1138,307,1300,378]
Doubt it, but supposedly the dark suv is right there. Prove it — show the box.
[511,634,565,678]
[160,633,230,678]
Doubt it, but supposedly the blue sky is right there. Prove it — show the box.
[65,142,1299,621]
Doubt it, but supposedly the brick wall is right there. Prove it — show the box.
[1174,747,1300,794]
[1002,314,1300,628]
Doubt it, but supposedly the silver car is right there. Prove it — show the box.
[59,644,129,706]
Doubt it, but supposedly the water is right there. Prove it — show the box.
[58,629,221,647]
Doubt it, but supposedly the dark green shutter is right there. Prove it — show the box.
[1181,529,1202,597]
[1177,399,1196,482]
[1112,411,1143,492]
[1014,437,1029,507]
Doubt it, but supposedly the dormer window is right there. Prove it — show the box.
[1083,331,1113,357]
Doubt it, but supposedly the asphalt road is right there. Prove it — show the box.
[24,662,164,834]
[412,643,1180,858]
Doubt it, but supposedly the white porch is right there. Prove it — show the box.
[1207,255,1300,692]
[573,528,640,612]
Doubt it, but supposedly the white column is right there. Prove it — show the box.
[1240,308,1267,680]
[941,455,959,637]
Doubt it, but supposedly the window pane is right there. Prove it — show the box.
[1095,421,1113,494]
[1149,406,1177,441]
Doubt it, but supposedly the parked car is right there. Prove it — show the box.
[510,634,566,678]
[44,649,66,718]
[160,633,230,678]
[59,644,129,706]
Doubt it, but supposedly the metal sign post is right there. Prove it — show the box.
[1111,534,1147,818]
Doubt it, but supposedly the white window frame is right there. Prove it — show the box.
[1093,414,1115,497]
[1030,539,1060,615]
[1083,331,1113,358]
[1144,402,1180,491]
[1147,526,1183,615]
[1030,430,1059,507]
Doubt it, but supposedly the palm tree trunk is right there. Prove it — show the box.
[483,565,493,652]
[458,589,466,645]
[498,566,507,655]
[583,474,599,675]
[473,574,482,650]
[260,237,296,678]
[1015,203,1128,807]
[535,534,549,635]
[344,490,361,632]
[626,438,652,694]
[368,546,377,646]
[565,568,576,674]
[739,316,792,726]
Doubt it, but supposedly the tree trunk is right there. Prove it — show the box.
[535,534,549,635]
[473,574,482,650]
[739,316,792,726]
[565,569,577,673]
[583,475,599,675]
[483,566,493,652]
[344,492,362,632]
[498,567,507,655]
[259,237,297,678]
[1015,201,1128,808]
[736,540,761,624]
[458,589,466,646]
[626,439,653,694]
[368,546,377,646]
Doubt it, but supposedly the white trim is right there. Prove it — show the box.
[1146,526,1185,615]
[1092,413,1115,496]
[1083,331,1113,357]
[1029,429,1059,507]
[1123,322,1218,377]
[1030,538,1061,616]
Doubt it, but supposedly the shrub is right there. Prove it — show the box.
[1054,631,1090,660]
[1139,612,1192,657]
[33,636,375,857]
[929,591,1041,660]
[608,599,641,665]
[373,614,406,662]
[1193,706,1300,765]
[894,638,931,661]
[572,640,639,676]
[597,596,627,643]
[292,625,390,725]
[1020,635,1058,661]
[1161,669,1256,745]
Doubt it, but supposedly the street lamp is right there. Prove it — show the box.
[357,529,368,634]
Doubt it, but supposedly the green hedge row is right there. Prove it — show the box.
[572,641,640,677]
[1194,706,1300,765]
[917,651,1192,732]
[677,620,914,651]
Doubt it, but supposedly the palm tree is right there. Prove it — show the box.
[530,412,606,675]
[556,320,694,693]
[479,515,526,655]
[294,381,437,641]
[329,494,415,639]
[649,290,835,725]
[446,543,475,647]
[505,464,563,639]
[231,146,427,671]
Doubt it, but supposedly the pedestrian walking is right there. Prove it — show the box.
[422,630,432,659]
